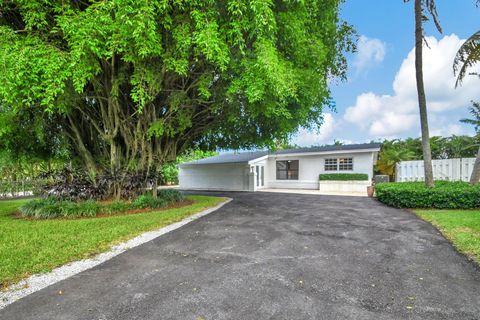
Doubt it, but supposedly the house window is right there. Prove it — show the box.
[276,160,299,180]
[324,158,338,171]
[324,157,353,171]
[338,158,353,170]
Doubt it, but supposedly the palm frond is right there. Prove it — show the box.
[425,0,442,33]
[454,31,480,87]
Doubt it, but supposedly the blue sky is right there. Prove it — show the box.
[292,0,480,146]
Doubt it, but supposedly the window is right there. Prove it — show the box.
[324,157,353,171]
[338,158,353,170]
[276,160,299,180]
[324,158,338,171]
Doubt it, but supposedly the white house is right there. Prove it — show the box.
[178,143,381,192]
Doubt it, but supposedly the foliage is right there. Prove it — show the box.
[0,0,355,198]
[415,208,480,264]
[133,195,168,210]
[459,102,480,184]
[0,196,225,286]
[20,189,185,219]
[460,102,480,134]
[375,141,416,179]
[454,30,480,87]
[157,189,185,202]
[375,135,480,178]
[160,149,217,184]
[375,181,480,209]
[319,173,368,181]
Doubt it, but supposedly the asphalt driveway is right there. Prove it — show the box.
[1,192,480,320]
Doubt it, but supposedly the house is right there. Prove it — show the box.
[178,143,381,192]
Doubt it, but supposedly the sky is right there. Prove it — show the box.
[291,0,480,146]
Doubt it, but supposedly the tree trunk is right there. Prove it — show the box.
[414,0,435,188]
[470,145,480,184]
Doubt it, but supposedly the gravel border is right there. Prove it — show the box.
[0,197,232,309]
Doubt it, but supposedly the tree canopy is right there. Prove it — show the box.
[0,0,354,197]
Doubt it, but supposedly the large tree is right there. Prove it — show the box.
[404,0,442,187]
[0,0,354,198]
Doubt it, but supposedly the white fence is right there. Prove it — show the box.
[396,158,476,182]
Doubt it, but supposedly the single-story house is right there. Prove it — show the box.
[178,143,381,192]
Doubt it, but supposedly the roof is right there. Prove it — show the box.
[179,143,381,167]
[272,142,382,155]
[179,151,269,166]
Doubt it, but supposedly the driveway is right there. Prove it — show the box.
[1,192,480,320]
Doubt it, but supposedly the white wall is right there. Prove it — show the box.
[396,158,476,182]
[179,163,250,191]
[265,152,376,190]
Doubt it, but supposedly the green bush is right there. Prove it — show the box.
[375,181,480,209]
[319,173,369,181]
[133,195,168,209]
[157,189,185,202]
[20,198,101,219]
[20,190,185,219]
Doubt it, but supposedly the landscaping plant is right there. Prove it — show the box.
[319,173,369,181]
[19,190,185,219]
[375,181,480,209]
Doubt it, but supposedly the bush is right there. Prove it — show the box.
[157,189,185,202]
[133,195,168,209]
[319,173,369,181]
[375,181,480,209]
[20,189,186,219]
[132,190,184,209]
[20,198,101,219]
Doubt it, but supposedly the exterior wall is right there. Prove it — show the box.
[179,163,251,191]
[319,181,371,194]
[266,152,376,190]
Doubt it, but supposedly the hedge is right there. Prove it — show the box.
[319,173,369,181]
[20,189,185,219]
[375,181,480,209]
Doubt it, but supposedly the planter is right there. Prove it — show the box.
[319,180,371,194]
[367,186,374,197]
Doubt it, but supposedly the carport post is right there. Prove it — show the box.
[248,166,256,192]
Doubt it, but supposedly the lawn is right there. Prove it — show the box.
[415,209,480,263]
[0,195,225,288]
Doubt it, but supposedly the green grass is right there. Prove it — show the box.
[415,209,480,263]
[0,195,225,287]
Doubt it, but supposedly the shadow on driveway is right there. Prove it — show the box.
[1,192,479,319]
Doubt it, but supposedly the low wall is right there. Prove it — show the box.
[319,180,371,194]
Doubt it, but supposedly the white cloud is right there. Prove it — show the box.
[344,34,480,138]
[353,36,386,73]
[292,113,335,146]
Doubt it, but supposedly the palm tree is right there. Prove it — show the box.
[405,0,442,187]
[453,13,480,184]
[376,144,416,181]
[460,102,480,184]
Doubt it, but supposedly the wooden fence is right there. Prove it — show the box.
[396,158,476,182]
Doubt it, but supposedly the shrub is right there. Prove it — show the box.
[375,181,480,209]
[20,198,101,219]
[319,173,369,181]
[19,189,185,219]
[157,189,185,202]
[133,195,168,209]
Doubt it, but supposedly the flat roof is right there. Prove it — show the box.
[179,143,381,167]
